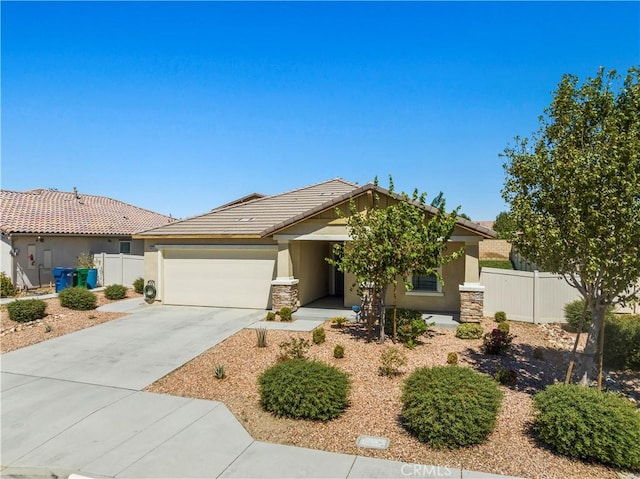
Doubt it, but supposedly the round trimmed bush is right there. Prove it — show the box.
[259,359,350,421]
[133,277,144,295]
[563,299,614,333]
[533,384,640,470]
[401,366,503,448]
[58,287,97,310]
[455,323,483,339]
[6,299,47,323]
[312,327,326,345]
[604,314,640,371]
[494,311,507,322]
[104,284,128,300]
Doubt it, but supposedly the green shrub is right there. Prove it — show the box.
[333,344,345,359]
[532,384,640,470]
[104,284,128,300]
[563,299,614,333]
[133,277,144,295]
[497,321,510,334]
[312,327,326,345]
[494,311,507,322]
[265,311,276,321]
[604,314,640,371]
[58,287,97,310]
[279,307,293,321]
[259,359,350,421]
[278,336,311,360]
[384,308,429,347]
[402,366,503,448]
[379,346,408,377]
[446,352,458,365]
[331,316,347,328]
[455,323,483,339]
[1,272,17,297]
[6,299,47,323]
[494,367,517,386]
[479,260,513,270]
[214,364,226,380]
[482,328,513,355]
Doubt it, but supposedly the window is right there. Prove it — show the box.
[410,270,443,294]
[119,241,131,254]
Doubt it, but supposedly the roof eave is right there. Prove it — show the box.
[263,182,496,239]
[132,234,264,240]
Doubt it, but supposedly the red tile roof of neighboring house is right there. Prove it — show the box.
[1,188,176,236]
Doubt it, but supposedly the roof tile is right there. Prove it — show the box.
[1,189,175,235]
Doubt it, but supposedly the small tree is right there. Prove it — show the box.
[492,211,516,240]
[502,66,640,386]
[329,177,461,342]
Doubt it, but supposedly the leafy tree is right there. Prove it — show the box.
[502,66,640,386]
[432,191,470,220]
[329,177,462,342]
[492,211,516,239]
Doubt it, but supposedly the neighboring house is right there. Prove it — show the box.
[1,188,175,289]
[135,179,496,322]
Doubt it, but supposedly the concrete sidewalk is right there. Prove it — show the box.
[1,303,521,479]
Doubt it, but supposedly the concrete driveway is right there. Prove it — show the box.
[1,299,520,479]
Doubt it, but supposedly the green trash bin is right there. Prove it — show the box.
[76,268,89,289]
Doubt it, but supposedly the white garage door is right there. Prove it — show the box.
[162,246,277,309]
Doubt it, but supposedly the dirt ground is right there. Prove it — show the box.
[1,289,142,353]
[147,317,639,479]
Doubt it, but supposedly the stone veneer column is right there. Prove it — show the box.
[458,283,485,323]
[271,278,299,312]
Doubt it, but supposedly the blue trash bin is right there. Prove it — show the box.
[61,267,76,291]
[52,267,65,293]
[86,269,98,289]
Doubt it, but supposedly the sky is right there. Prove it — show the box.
[2,1,639,221]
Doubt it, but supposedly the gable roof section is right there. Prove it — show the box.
[1,189,176,236]
[136,178,495,239]
[136,178,361,238]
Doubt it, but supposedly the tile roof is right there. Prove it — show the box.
[137,178,361,237]
[136,178,495,239]
[1,188,176,236]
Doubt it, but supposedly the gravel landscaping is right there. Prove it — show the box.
[147,316,639,479]
[0,289,141,354]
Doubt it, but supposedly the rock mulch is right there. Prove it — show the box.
[0,290,140,354]
[147,317,637,479]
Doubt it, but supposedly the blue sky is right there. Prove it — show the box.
[2,1,638,221]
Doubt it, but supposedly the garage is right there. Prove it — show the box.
[160,245,277,309]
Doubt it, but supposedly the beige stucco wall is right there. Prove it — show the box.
[343,242,467,313]
[7,235,141,289]
[292,241,332,305]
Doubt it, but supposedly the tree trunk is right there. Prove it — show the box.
[378,287,387,343]
[575,306,605,385]
[597,310,606,391]
[564,300,589,384]
[393,285,398,343]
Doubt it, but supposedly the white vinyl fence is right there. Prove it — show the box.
[480,267,581,323]
[93,253,144,288]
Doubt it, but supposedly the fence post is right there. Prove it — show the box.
[532,270,539,324]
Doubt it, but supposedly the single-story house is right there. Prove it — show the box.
[1,188,175,289]
[135,178,496,322]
